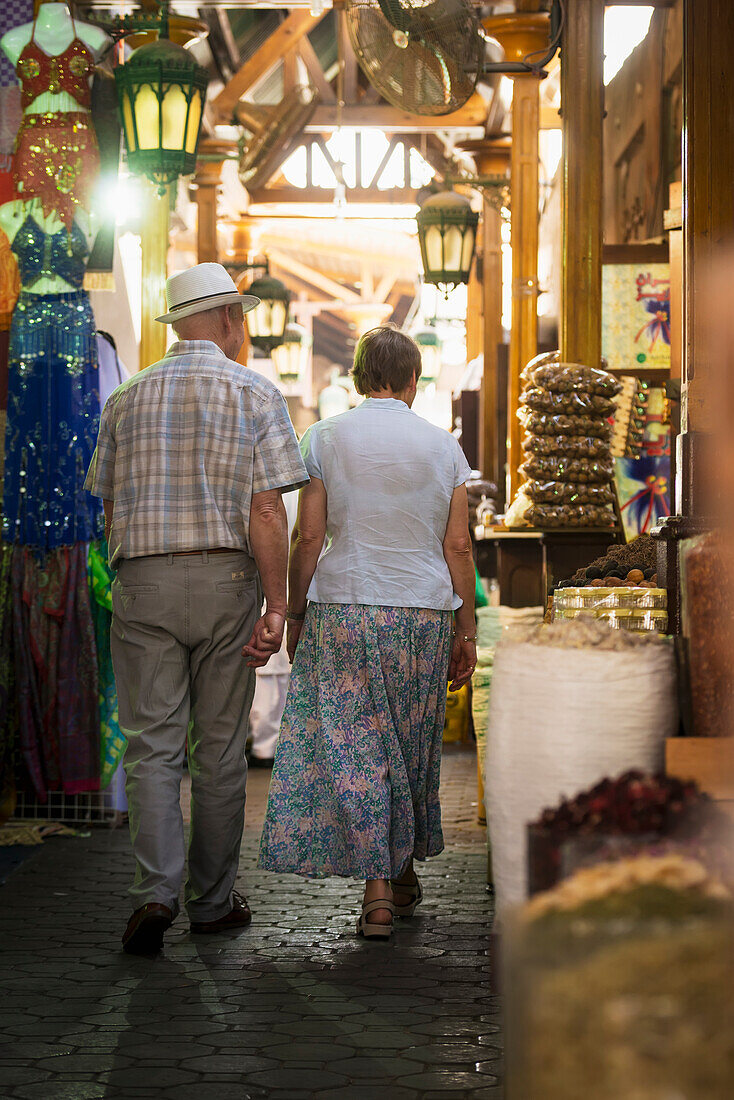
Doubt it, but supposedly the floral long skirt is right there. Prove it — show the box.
[258,602,453,880]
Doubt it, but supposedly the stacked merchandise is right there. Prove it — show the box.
[505,354,622,529]
[610,376,650,458]
[552,533,666,634]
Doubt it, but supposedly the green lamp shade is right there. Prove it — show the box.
[116,37,209,190]
[246,273,292,351]
[413,326,443,384]
[272,322,312,382]
[416,191,479,294]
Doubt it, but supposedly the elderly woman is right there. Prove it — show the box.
[258,326,477,938]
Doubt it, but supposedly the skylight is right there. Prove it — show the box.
[604,5,654,84]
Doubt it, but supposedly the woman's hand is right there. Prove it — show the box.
[286,619,304,663]
[448,635,476,692]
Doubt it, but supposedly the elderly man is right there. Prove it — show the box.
[85,263,308,955]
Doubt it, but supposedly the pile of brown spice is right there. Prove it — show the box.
[570,533,657,583]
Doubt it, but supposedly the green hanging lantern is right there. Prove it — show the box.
[413,326,443,385]
[246,272,292,352]
[115,12,209,193]
[416,190,479,295]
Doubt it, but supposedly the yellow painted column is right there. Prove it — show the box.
[560,0,605,369]
[483,15,548,500]
[139,180,170,371]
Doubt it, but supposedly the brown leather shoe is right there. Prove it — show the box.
[190,891,252,934]
[122,903,173,955]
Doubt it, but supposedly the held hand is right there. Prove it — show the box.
[286,619,304,663]
[242,611,285,668]
[448,637,476,692]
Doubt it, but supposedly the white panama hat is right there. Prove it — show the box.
[156,262,260,324]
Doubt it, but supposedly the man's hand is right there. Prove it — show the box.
[448,635,476,692]
[286,619,304,663]
[242,610,285,668]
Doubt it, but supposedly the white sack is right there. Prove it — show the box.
[485,639,678,919]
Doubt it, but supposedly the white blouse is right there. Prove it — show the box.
[300,397,472,612]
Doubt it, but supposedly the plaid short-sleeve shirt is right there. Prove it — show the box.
[84,340,309,566]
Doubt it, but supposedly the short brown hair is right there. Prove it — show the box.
[351,325,422,396]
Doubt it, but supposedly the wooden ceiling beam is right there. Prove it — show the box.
[253,230,415,270]
[213,10,327,121]
[305,95,489,132]
[268,248,364,303]
[298,35,337,103]
[247,186,421,204]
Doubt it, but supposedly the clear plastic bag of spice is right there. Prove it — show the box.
[523,434,611,459]
[521,386,617,418]
[527,362,622,397]
[524,480,615,505]
[519,409,614,439]
[519,455,614,485]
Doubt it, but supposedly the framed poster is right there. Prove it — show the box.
[602,255,671,374]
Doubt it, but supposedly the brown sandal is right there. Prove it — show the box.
[356,898,394,939]
[390,875,423,917]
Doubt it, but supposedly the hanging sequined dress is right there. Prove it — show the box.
[12,11,100,230]
[3,217,103,547]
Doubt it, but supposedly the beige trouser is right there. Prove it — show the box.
[111,550,260,922]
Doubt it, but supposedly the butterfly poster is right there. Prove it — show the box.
[602,262,671,373]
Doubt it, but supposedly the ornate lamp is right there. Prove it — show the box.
[416,190,479,296]
[114,4,209,193]
[272,322,312,383]
[244,267,291,352]
[413,326,443,386]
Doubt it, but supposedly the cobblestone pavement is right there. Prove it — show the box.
[0,745,500,1100]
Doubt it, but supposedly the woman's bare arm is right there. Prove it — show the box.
[442,484,477,690]
[285,476,327,662]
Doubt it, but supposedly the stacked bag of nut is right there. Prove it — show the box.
[505,352,622,529]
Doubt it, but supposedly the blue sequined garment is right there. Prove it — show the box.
[3,283,103,548]
[11,216,89,291]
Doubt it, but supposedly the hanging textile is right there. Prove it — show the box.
[0,545,17,821]
[3,218,103,548]
[88,542,124,789]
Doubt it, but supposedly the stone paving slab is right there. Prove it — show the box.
[0,746,501,1099]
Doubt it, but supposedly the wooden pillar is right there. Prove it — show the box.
[193,141,233,264]
[483,14,548,501]
[139,180,169,370]
[559,0,605,368]
[458,138,511,494]
[680,0,734,514]
[482,198,504,495]
[194,164,221,265]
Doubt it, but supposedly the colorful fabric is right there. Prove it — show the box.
[85,340,309,566]
[0,544,17,817]
[259,602,453,880]
[3,289,103,549]
[300,398,471,611]
[13,112,99,230]
[88,541,124,788]
[9,544,100,801]
[11,215,88,290]
[56,543,100,795]
[0,226,19,329]
[17,14,95,111]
